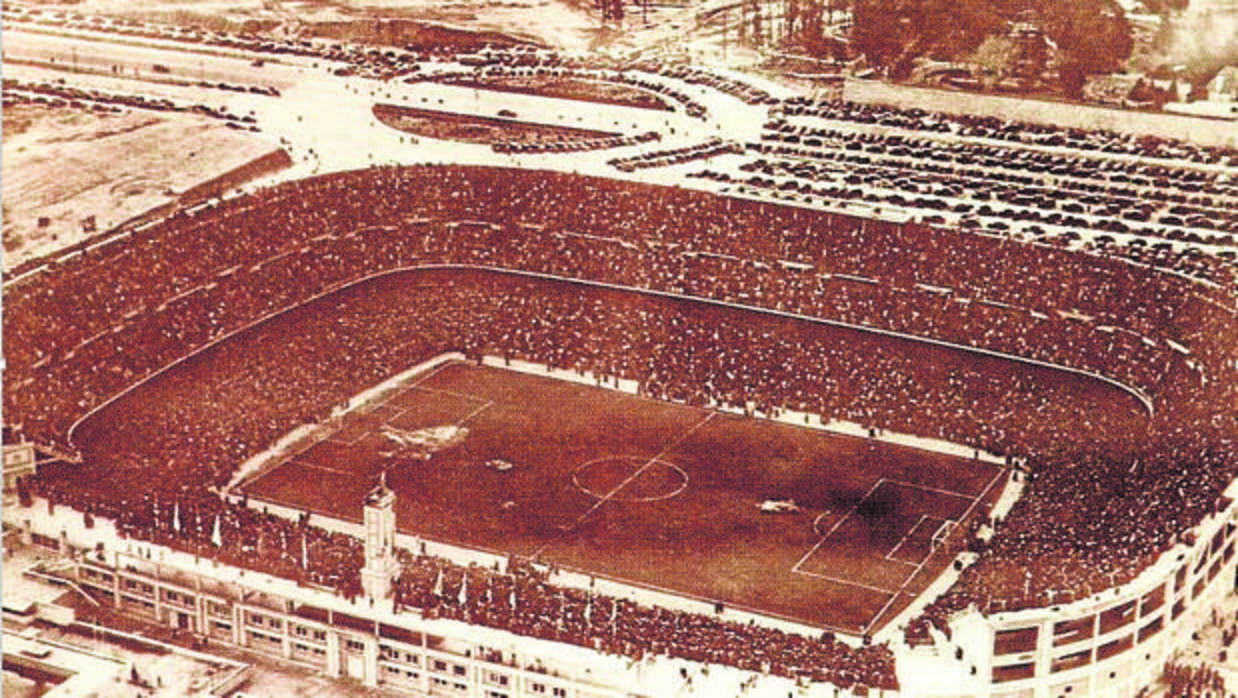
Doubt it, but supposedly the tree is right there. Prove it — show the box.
[1041,0,1133,76]
[850,0,1133,78]
[1060,61,1087,98]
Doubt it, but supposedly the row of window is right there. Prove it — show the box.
[82,567,113,585]
[992,520,1238,682]
[78,565,581,697]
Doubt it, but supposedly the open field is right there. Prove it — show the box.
[1,102,279,270]
[241,360,1006,634]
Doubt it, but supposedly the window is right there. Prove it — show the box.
[994,627,1038,655]
[486,673,510,686]
[1099,601,1136,634]
[1139,585,1166,616]
[1053,616,1095,646]
[1138,617,1163,643]
[1096,634,1132,661]
[1051,649,1091,673]
[992,663,1035,683]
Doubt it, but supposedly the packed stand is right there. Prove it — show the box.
[3,165,1235,670]
[393,554,897,690]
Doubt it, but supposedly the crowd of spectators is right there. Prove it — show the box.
[393,554,897,690]
[5,164,1236,689]
[31,268,944,688]
[11,166,1211,447]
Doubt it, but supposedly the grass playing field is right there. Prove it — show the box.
[241,360,1006,635]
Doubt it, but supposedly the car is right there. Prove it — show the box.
[486,459,514,472]
[497,109,517,119]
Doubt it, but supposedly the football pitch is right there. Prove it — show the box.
[240,361,1006,634]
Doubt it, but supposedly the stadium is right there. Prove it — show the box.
[3,7,1237,698]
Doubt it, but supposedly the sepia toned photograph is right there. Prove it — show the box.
[1,0,1235,695]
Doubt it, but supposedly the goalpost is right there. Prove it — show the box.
[931,519,958,552]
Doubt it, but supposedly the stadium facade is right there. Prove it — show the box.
[11,465,1238,697]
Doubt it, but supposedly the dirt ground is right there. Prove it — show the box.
[2,103,278,270]
[47,0,608,53]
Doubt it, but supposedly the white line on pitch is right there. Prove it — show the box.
[457,400,495,426]
[790,569,899,596]
[557,412,716,534]
[410,384,492,404]
[881,477,977,500]
[295,460,359,477]
[792,504,858,572]
[887,514,929,561]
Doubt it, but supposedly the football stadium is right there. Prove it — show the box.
[3,5,1237,697]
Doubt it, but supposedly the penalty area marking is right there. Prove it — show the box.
[790,569,900,596]
[886,513,943,561]
[331,368,494,448]
[793,476,986,605]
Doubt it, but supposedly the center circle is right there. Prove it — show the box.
[572,456,689,503]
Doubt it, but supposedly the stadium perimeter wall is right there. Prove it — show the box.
[896,478,1238,698]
